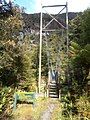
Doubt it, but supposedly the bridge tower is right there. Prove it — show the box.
[38,1,69,94]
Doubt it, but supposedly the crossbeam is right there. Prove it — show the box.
[43,29,64,32]
[43,8,66,29]
[42,5,66,8]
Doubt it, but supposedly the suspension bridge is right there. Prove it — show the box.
[38,1,69,99]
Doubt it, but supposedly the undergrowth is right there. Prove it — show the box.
[12,97,49,120]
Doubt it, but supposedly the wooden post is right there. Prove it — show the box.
[13,93,17,110]
[47,69,51,97]
[59,89,61,100]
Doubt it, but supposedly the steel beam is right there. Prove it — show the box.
[42,29,64,32]
[38,0,42,93]
[66,2,69,54]
[42,5,66,8]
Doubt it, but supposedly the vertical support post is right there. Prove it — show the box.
[66,2,69,54]
[47,69,51,97]
[13,93,17,111]
[38,0,42,93]
[59,89,61,100]
[45,32,50,97]
[45,32,50,69]
[66,2,69,84]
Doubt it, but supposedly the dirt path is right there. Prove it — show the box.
[40,98,59,120]
[40,103,56,120]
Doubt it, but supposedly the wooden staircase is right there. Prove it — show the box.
[49,80,59,98]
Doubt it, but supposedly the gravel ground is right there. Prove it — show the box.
[40,99,58,120]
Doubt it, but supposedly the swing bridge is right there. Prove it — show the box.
[38,2,69,98]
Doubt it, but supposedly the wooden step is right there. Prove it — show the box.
[49,94,58,98]
[49,86,57,89]
[49,88,57,92]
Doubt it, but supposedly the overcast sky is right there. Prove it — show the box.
[10,0,90,13]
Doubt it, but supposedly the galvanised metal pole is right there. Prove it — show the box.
[66,1,69,84]
[66,2,69,54]
[38,0,42,93]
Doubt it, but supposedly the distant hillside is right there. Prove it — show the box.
[22,12,80,31]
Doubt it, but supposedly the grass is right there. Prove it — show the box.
[12,104,33,120]
[12,97,49,120]
[50,100,90,120]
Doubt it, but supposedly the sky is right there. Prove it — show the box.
[6,0,90,14]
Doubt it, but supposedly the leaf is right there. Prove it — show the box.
[0,104,3,109]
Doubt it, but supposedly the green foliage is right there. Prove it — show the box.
[60,8,90,119]
[69,15,82,44]
[0,87,14,119]
[46,33,67,69]
[69,8,90,92]
[81,8,90,45]
[0,6,24,86]
[70,8,90,47]
[76,95,90,119]
[0,5,25,119]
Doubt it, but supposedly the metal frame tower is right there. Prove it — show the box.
[38,1,68,93]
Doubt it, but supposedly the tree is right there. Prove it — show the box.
[69,8,90,47]
[81,9,90,46]
[0,5,24,86]
[69,8,90,95]
[69,15,82,45]
[18,35,38,91]
[0,5,25,119]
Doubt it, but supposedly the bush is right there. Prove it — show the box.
[0,87,14,120]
